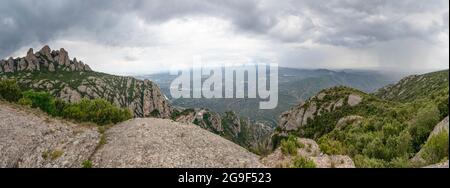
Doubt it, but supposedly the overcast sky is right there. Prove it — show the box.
[1,0,448,74]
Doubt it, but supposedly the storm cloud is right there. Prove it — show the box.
[0,0,448,74]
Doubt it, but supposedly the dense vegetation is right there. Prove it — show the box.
[0,79,132,126]
[0,79,23,102]
[280,135,304,156]
[419,131,449,165]
[277,70,449,167]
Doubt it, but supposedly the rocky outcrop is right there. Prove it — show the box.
[335,115,363,130]
[0,46,92,74]
[261,137,355,168]
[91,118,264,168]
[423,161,449,168]
[0,103,100,168]
[428,116,449,137]
[174,109,273,153]
[1,46,173,118]
[174,109,223,133]
[278,88,364,134]
[0,103,264,168]
[412,116,449,165]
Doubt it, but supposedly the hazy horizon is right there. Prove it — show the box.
[1,0,448,75]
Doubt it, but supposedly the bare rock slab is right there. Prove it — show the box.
[0,103,100,168]
[92,118,264,168]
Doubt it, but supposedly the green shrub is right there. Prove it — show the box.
[437,97,448,119]
[82,160,93,168]
[22,90,56,115]
[193,118,200,125]
[42,150,64,160]
[291,156,316,168]
[203,112,213,127]
[388,156,411,168]
[281,135,302,156]
[62,99,132,125]
[54,99,68,117]
[18,97,32,106]
[409,105,440,151]
[420,131,449,165]
[19,90,131,126]
[0,79,22,102]
[318,136,346,155]
[150,109,160,117]
[354,155,387,168]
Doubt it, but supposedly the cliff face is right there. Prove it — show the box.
[276,87,364,138]
[0,46,172,118]
[172,108,273,154]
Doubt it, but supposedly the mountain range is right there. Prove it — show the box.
[1,46,448,168]
[138,68,401,126]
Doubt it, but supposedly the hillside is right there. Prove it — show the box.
[0,46,173,118]
[140,68,398,126]
[0,102,263,168]
[0,46,270,156]
[271,70,449,167]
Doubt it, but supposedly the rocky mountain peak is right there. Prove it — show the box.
[39,45,53,60]
[0,45,92,74]
[1,46,173,119]
[26,48,34,56]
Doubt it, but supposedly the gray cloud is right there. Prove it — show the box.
[0,0,448,72]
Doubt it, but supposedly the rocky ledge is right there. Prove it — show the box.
[261,138,355,168]
[0,103,263,168]
[91,118,265,168]
[0,102,99,168]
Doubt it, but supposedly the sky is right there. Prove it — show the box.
[0,0,448,75]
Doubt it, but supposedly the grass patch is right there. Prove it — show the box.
[81,160,93,168]
[291,156,316,168]
[42,150,64,160]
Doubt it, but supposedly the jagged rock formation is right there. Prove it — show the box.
[91,118,265,168]
[0,103,264,168]
[0,46,172,118]
[0,102,99,168]
[172,108,273,154]
[261,138,355,168]
[0,46,91,73]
